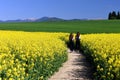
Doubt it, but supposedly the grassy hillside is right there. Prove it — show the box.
[0,20,120,33]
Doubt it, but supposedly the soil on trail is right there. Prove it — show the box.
[48,50,93,80]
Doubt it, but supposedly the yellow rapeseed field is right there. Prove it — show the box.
[81,33,120,80]
[0,31,68,80]
[1,30,120,80]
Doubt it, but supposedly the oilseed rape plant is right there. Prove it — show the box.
[0,31,68,80]
[1,30,120,80]
[81,33,120,80]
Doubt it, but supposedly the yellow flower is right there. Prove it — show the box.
[97,65,100,69]
[0,65,2,71]
[9,78,13,80]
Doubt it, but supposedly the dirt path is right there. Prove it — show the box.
[48,50,93,80]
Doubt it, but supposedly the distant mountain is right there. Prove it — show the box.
[70,18,88,21]
[36,17,64,22]
[5,18,38,22]
[1,17,64,22]
[5,19,23,22]
[0,20,3,22]
[0,17,88,23]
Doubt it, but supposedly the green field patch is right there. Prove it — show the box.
[0,20,120,33]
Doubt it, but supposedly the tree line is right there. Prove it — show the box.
[108,11,120,20]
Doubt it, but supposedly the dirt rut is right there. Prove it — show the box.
[48,50,93,80]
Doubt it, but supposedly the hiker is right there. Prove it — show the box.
[69,33,74,52]
[75,32,80,51]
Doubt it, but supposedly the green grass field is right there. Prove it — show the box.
[0,20,120,33]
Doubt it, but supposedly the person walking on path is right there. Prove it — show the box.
[75,32,80,51]
[69,33,74,52]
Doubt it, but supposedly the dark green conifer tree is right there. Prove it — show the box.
[117,11,120,19]
[108,12,112,20]
[111,11,117,19]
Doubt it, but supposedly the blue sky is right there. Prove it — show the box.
[0,0,120,20]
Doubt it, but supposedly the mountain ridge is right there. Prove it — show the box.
[0,17,65,22]
[0,17,88,22]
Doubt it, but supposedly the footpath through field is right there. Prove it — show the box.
[49,50,93,80]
